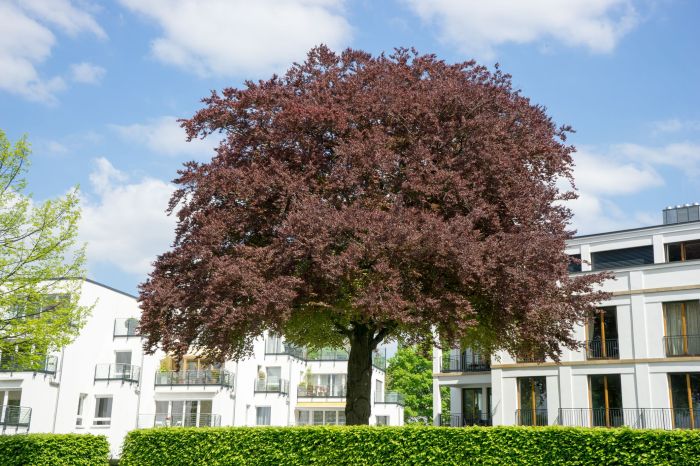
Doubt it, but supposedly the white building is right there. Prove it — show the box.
[0,279,403,457]
[433,204,700,430]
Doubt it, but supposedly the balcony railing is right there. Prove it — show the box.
[441,354,490,373]
[305,348,349,361]
[297,384,347,398]
[94,363,141,383]
[154,370,234,388]
[0,405,31,429]
[265,339,388,371]
[663,335,700,357]
[264,339,306,359]
[255,378,290,395]
[372,351,387,371]
[438,413,491,427]
[585,339,620,359]
[376,391,405,406]
[558,408,700,430]
[0,355,58,374]
[515,409,549,426]
[113,318,140,337]
[138,413,222,428]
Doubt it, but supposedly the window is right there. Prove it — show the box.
[115,351,132,378]
[591,246,654,271]
[462,388,483,424]
[567,254,582,273]
[376,415,389,426]
[375,380,384,402]
[93,397,112,426]
[668,373,700,429]
[664,301,700,356]
[667,240,700,263]
[589,374,623,427]
[296,409,345,426]
[256,407,271,426]
[586,307,619,359]
[517,377,547,426]
[76,394,87,426]
[302,373,346,397]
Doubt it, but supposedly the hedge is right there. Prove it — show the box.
[0,433,109,466]
[121,425,700,465]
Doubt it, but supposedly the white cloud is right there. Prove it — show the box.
[80,158,175,276]
[110,116,219,158]
[614,142,700,174]
[651,119,700,135]
[70,62,106,84]
[404,0,638,59]
[118,0,352,77]
[0,1,104,103]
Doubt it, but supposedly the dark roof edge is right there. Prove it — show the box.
[572,220,700,240]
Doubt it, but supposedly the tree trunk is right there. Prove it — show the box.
[345,324,375,425]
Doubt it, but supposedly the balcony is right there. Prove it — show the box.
[255,378,289,395]
[0,355,58,375]
[441,354,490,373]
[0,405,31,431]
[438,413,491,427]
[515,409,549,426]
[94,363,141,384]
[305,348,349,361]
[138,413,221,428]
[558,408,700,430]
[297,384,346,398]
[265,339,387,370]
[113,318,140,337]
[663,335,700,357]
[264,339,305,359]
[154,370,234,388]
[585,339,620,359]
[375,391,405,406]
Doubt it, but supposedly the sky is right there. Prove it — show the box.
[0,0,698,296]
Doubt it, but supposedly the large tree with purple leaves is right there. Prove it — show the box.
[139,46,607,425]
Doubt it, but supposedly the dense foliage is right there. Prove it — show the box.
[122,426,700,465]
[0,433,109,466]
[0,131,88,368]
[387,346,448,421]
[139,46,607,423]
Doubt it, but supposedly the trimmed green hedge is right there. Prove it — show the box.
[121,426,700,465]
[0,433,109,466]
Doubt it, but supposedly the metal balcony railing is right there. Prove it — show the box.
[0,355,58,374]
[94,363,141,383]
[264,339,306,359]
[154,370,234,388]
[113,318,140,337]
[441,354,490,373]
[265,339,388,371]
[375,391,405,406]
[305,348,349,361]
[297,384,346,398]
[255,378,290,395]
[0,405,31,429]
[558,408,700,429]
[138,413,222,428]
[585,339,620,359]
[515,409,549,426]
[438,413,491,427]
[663,335,700,357]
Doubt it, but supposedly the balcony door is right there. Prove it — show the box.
[0,390,22,426]
[462,388,482,424]
[587,307,619,359]
[518,377,547,426]
[669,373,700,429]
[156,399,213,427]
[589,374,623,427]
[115,351,132,378]
[664,301,700,356]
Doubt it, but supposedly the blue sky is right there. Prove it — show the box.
[0,0,698,295]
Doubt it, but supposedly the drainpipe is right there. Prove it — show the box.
[51,348,65,433]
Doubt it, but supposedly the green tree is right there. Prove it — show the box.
[0,130,89,370]
[387,346,449,423]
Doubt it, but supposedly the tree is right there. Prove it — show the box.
[386,346,448,423]
[139,46,608,424]
[0,130,88,370]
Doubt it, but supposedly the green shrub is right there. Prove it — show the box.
[120,425,700,465]
[0,433,109,466]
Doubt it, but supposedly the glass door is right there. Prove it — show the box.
[518,377,547,426]
[669,373,700,429]
[664,301,700,356]
[589,374,623,427]
[462,388,482,425]
[587,307,619,359]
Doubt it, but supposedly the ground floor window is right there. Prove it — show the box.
[155,399,214,427]
[93,396,112,426]
[296,409,346,425]
[669,373,700,428]
[517,377,547,426]
[375,415,389,425]
[256,406,271,426]
[589,374,623,427]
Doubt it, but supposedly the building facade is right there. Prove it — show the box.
[0,279,403,457]
[433,205,700,431]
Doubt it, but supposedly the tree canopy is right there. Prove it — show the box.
[0,130,88,369]
[139,46,607,423]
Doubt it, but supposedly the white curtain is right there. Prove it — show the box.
[686,301,700,355]
[665,302,684,355]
